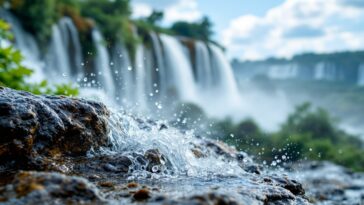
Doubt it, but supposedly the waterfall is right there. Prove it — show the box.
[268,64,298,79]
[134,45,148,112]
[209,44,241,104]
[3,11,246,120]
[194,42,212,89]
[45,17,84,81]
[92,29,115,97]
[160,34,198,103]
[150,32,167,100]
[0,10,44,82]
[314,62,337,81]
[58,17,83,77]
[358,64,364,86]
[46,24,73,79]
[112,43,133,105]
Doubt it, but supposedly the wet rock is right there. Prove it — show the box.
[270,176,305,195]
[144,149,167,173]
[74,155,132,175]
[133,189,150,201]
[288,161,364,205]
[0,87,109,171]
[0,171,105,204]
[163,193,240,205]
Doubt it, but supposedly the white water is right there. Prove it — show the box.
[314,62,337,81]
[268,64,298,79]
[4,12,248,122]
[150,32,167,100]
[134,45,148,112]
[160,34,198,103]
[46,24,73,79]
[195,42,212,89]
[58,17,83,77]
[106,112,245,178]
[92,29,115,97]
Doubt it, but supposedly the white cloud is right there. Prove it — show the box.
[222,0,364,60]
[132,3,153,19]
[164,0,202,23]
[131,0,202,24]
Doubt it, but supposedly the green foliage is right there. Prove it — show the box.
[145,10,164,25]
[79,0,139,61]
[215,102,364,172]
[80,0,131,43]
[171,16,213,42]
[0,20,78,96]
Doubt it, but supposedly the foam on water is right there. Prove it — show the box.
[103,110,246,179]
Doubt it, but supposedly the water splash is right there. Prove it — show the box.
[104,111,246,178]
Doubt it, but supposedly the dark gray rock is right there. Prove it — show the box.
[0,87,109,170]
[0,171,105,205]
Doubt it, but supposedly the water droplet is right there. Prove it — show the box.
[230,134,234,138]
[83,77,87,82]
[152,166,159,173]
[62,73,67,77]
[127,66,132,71]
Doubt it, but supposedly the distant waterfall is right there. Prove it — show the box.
[58,17,83,76]
[160,34,198,102]
[0,10,44,82]
[4,12,245,119]
[268,64,298,79]
[194,42,212,89]
[92,29,115,97]
[150,32,167,99]
[358,64,364,86]
[209,45,241,104]
[134,45,148,112]
[112,43,133,105]
[314,62,337,81]
[47,24,72,78]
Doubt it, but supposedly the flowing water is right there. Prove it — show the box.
[358,64,364,86]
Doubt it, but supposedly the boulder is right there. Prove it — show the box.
[0,87,109,170]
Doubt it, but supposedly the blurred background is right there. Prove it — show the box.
[1,0,363,171]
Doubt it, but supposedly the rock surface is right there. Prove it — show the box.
[289,161,364,205]
[0,87,109,170]
[0,171,105,205]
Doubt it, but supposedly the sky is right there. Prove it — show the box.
[132,0,364,61]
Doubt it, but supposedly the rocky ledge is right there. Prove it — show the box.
[0,87,363,205]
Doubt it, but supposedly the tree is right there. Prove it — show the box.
[146,10,164,25]
[170,16,214,41]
